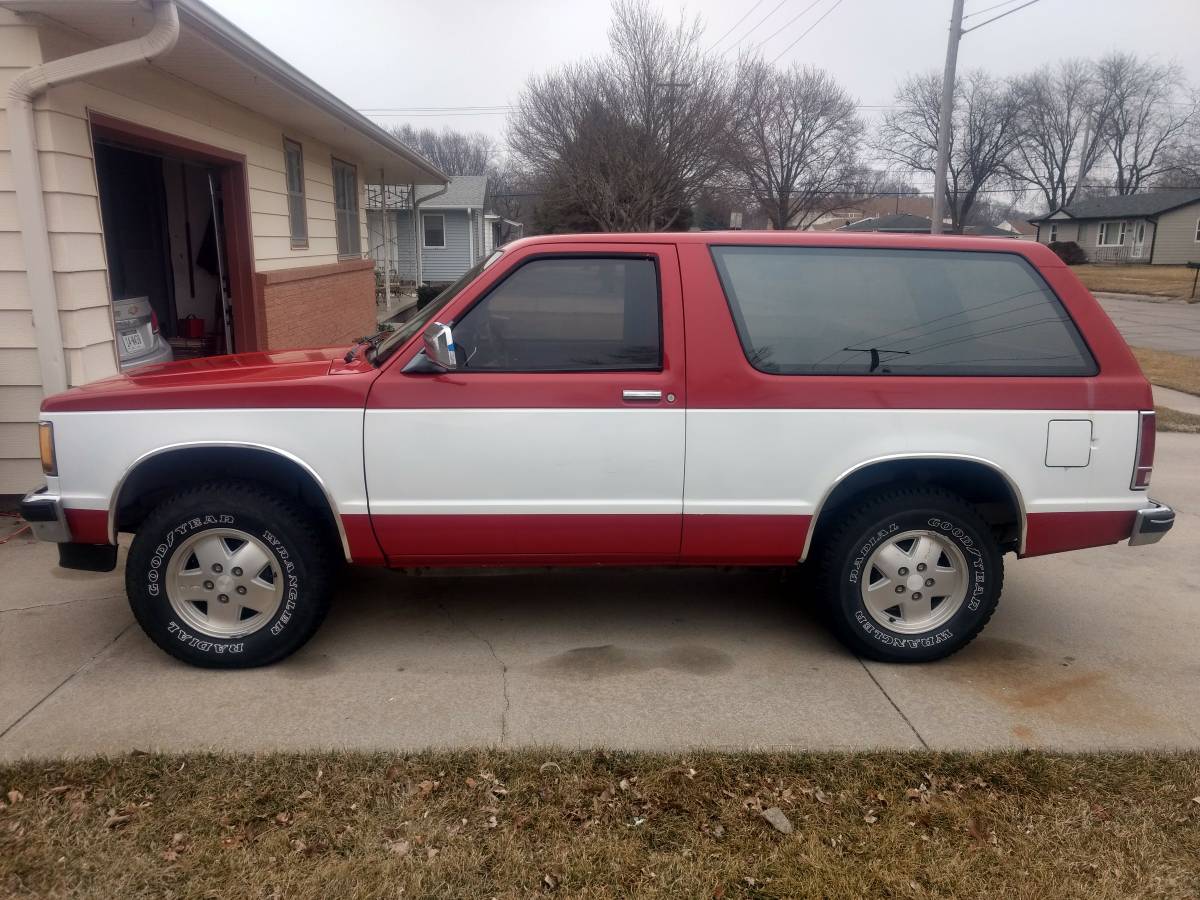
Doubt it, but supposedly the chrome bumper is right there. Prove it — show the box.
[1129,500,1174,547]
[19,486,71,543]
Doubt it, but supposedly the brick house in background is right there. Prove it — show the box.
[0,0,445,492]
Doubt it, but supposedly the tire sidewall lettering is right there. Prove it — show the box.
[845,511,992,649]
[145,512,300,655]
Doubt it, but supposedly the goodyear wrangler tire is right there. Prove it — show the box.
[816,487,1003,663]
[126,481,333,668]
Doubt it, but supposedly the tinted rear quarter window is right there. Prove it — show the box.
[710,246,1096,376]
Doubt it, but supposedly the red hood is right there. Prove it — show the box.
[42,346,379,413]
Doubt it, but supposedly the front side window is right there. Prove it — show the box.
[283,137,307,248]
[332,157,360,257]
[1097,220,1126,247]
[710,246,1096,377]
[1048,223,1058,243]
[452,256,661,372]
[423,213,445,248]
[1195,218,1200,242]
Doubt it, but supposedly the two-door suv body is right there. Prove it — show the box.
[22,232,1174,667]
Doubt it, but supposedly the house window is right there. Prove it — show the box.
[1048,223,1058,243]
[283,138,307,249]
[423,213,446,248]
[332,157,360,257]
[1195,218,1200,242]
[1097,220,1126,247]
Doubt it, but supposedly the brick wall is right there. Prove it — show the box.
[254,259,376,350]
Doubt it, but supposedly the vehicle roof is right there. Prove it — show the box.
[501,230,1065,265]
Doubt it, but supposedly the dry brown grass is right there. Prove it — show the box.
[1131,347,1200,396]
[2,750,1199,899]
[1073,264,1198,298]
[1157,407,1200,433]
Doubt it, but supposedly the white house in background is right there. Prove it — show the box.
[366,175,522,286]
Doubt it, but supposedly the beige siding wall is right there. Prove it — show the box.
[0,10,46,491]
[1151,203,1200,265]
[0,13,371,493]
[1038,220,1079,244]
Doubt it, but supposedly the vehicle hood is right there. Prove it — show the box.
[42,347,379,413]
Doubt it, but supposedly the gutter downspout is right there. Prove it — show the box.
[411,182,448,288]
[8,0,180,396]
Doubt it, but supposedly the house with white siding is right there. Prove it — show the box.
[367,176,522,287]
[1029,190,1200,265]
[0,0,445,494]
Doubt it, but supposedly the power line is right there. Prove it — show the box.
[707,0,768,51]
[721,0,792,56]
[962,0,1023,20]
[771,0,846,63]
[752,0,824,52]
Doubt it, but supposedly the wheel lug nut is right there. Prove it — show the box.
[925,578,935,587]
[895,585,905,593]
[912,591,922,600]
[212,564,223,573]
[217,593,229,603]
[916,563,926,572]
[236,586,247,595]
[203,580,214,590]
[232,567,243,577]
[898,567,908,576]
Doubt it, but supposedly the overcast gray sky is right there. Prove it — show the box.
[207,0,1200,142]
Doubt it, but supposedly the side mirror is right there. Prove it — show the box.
[422,321,457,370]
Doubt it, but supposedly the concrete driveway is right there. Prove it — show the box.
[2,435,1198,759]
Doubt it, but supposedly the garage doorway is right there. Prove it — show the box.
[89,113,257,365]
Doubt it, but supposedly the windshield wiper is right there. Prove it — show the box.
[344,327,393,364]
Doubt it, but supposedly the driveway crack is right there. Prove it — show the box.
[437,602,510,746]
[0,620,135,745]
[858,658,929,750]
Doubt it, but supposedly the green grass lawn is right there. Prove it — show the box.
[3,750,1199,898]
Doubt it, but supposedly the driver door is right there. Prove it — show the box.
[364,242,685,564]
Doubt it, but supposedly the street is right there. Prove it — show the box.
[2,433,1197,760]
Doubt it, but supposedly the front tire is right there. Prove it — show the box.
[816,487,1003,662]
[126,481,333,668]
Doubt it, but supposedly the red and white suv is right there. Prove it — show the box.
[21,232,1175,667]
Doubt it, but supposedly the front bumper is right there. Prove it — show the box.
[1129,500,1175,547]
[19,486,71,543]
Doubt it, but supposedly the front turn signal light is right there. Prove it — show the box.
[38,421,57,476]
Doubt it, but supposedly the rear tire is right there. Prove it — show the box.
[815,487,1003,662]
[126,481,333,668]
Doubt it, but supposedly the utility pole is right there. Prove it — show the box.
[931,0,1040,234]
[931,0,964,236]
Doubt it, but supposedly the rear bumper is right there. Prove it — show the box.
[19,486,70,543]
[1129,500,1175,547]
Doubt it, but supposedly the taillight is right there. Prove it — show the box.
[150,309,161,334]
[38,421,57,476]
[1131,411,1155,490]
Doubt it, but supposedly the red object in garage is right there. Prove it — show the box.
[178,315,205,338]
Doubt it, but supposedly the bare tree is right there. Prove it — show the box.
[1096,53,1197,194]
[508,0,733,231]
[1009,60,1112,213]
[388,124,496,176]
[728,58,866,230]
[877,70,1020,231]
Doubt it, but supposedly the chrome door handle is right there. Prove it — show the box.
[622,389,662,402]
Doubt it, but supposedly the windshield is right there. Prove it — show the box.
[373,250,504,364]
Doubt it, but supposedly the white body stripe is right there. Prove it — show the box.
[44,409,368,516]
[684,408,1144,518]
[364,408,685,515]
[45,406,1145,534]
